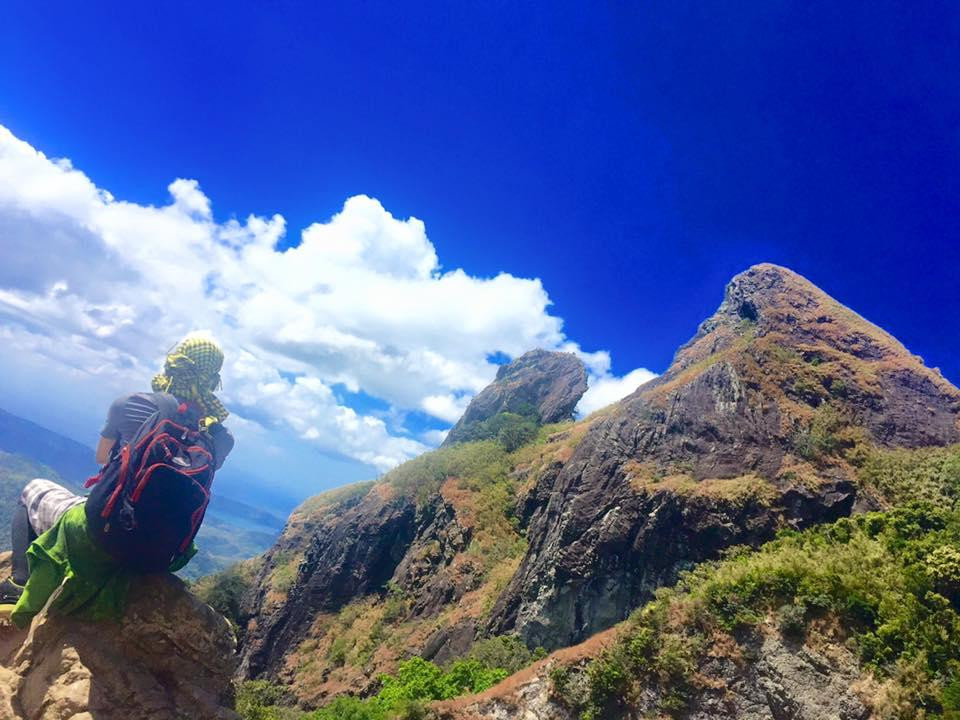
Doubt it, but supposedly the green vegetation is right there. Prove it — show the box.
[456,410,541,452]
[237,656,511,720]
[792,402,848,460]
[268,550,299,594]
[297,481,376,516]
[467,634,547,673]
[193,557,262,629]
[383,440,510,504]
[856,444,960,509]
[559,504,960,719]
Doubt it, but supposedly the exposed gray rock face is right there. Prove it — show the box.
[443,350,588,446]
[239,485,417,679]
[435,626,870,720]
[0,565,237,720]
[487,463,856,650]
[486,264,960,650]
[391,495,480,618]
[239,484,482,681]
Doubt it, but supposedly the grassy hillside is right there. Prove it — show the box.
[519,442,960,720]
[559,502,960,719]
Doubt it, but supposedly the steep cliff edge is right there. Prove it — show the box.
[0,553,238,720]
[486,263,960,649]
[234,264,960,712]
[237,349,590,696]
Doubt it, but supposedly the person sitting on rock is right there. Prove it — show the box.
[0,336,235,626]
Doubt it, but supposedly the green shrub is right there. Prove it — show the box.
[236,681,291,720]
[468,634,546,674]
[457,412,540,451]
[327,636,348,668]
[858,444,960,509]
[382,583,409,625]
[195,567,253,626]
[548,664,575,703]
[793,403,845,460]
[926,545,960,601]
[777,603,807,638]
[310,696,385,720]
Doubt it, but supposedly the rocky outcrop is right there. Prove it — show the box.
[434,622,871,720]
[443,350,588,446]
[390,490,480,618]
[487,473,856,650]
[486,264,960,648]
[239,484,417,679]
[239,479,484,684]
[0,557,237,720]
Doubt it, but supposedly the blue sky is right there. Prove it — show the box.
[1,2,958,501]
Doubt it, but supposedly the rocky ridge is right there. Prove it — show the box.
[434,620,872,720]
[486,263,960,649]
[237,349,589,691]
[234,263,960,711]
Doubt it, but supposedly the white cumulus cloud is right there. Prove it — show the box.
[576,367,658,417]
[0,124,656,473]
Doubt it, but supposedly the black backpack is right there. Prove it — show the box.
[85,392,216,572]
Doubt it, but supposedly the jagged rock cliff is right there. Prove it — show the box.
[236,264,960,709]
[486,264,960,649]
[238,350,590,691]
[7,265,956,719]
[0,554,237,720]
[444,349,588,446]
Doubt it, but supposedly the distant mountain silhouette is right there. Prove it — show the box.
[0,408,96,485]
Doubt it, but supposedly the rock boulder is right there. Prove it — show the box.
[0,556,237,720]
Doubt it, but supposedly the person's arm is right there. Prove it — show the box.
[97,396,126,465]
[95,437,116,465]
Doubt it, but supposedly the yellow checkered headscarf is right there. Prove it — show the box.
[152,337,229,427]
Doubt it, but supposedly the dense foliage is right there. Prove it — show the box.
[560,504,960,719]
[193,561,259,628]
[237,656,511,720]
[857,444,960,509]
[454,411,541,452]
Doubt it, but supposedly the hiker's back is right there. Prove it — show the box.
[102,392,234,466]
[87,392,228,572]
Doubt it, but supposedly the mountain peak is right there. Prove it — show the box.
[644,264,959,449]
[685,263,911,366]
[443,349,587,446]
[487,265,960,648]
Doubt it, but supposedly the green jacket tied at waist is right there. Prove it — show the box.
[11,504,196,629]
